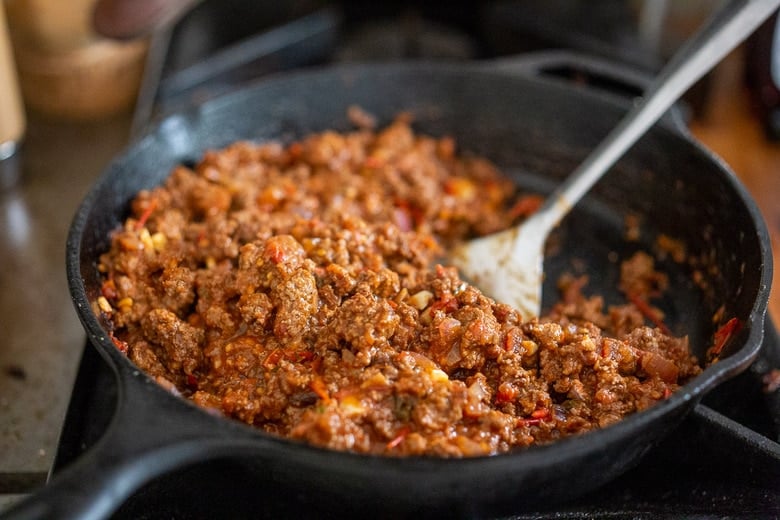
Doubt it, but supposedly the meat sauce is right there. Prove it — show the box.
[96,114,701,457]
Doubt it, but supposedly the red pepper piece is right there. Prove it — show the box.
[288,350,315,363]
[517,408,550,427]
[627,293,671,335]
[109,332,128,354]
[430,296,459,314]
[263,349,283,369]
[495,383,518,404]
[709,317,741,358]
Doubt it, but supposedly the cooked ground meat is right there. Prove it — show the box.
[96,115,701,457]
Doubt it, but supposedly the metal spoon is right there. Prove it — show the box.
[449,0,780,319]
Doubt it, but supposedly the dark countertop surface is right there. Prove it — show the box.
[0,111,133,507]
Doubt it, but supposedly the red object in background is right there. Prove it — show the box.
[746,11,780,139]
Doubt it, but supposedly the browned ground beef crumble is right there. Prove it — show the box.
[97,115,701,457]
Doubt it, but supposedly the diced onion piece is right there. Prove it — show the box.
[151,232,167,252]
[97,296,112,313]
[407,290,434,310]
[641,352,679,384]
[467,377,490,402]
[139,228,154,251]
[521,340,538,356]
[339,395,365,416]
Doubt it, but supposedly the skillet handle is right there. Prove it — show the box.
[0,437,196,520]
[485,50,691,136]
[0,361,253,520]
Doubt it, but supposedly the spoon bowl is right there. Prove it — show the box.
[449,0,780,318]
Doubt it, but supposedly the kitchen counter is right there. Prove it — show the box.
[0,48,778,510]
[0,111,133,508]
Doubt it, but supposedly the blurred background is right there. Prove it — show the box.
[1,0,779,510]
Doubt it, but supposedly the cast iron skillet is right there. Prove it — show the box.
[4,53,772,519]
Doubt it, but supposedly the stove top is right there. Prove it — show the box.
[52,3,780,517]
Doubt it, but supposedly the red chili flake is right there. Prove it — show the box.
[263,349,283,369]
[186,374,199,388]
[386,426,410,450]
[600,338,620,359]
[517,408,550,427]
[134,198,158,231]
[708,317,741,359]
[627,293,671,335]
[109,332,128,354]
[663,387,672,399]
[509,194,544,219]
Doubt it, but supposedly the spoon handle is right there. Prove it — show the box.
[533,0,780,234]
